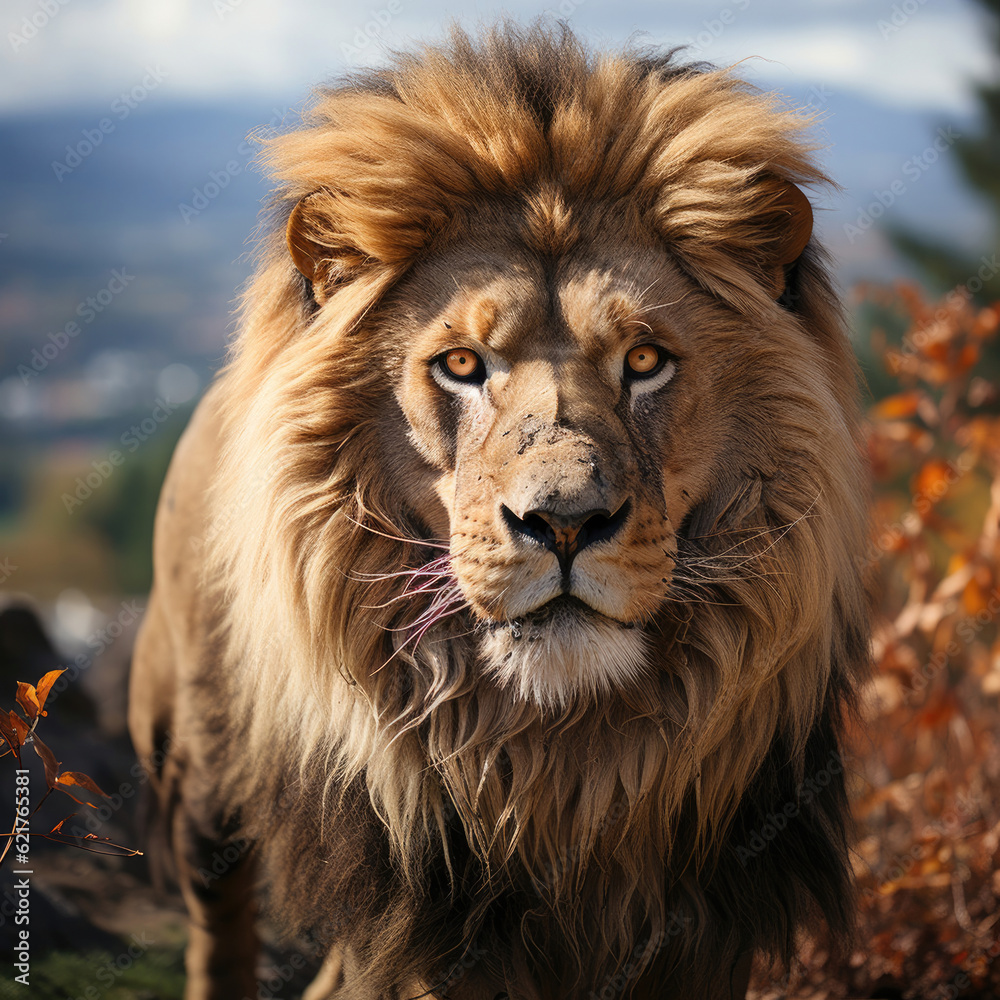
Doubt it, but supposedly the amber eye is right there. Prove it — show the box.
[624,344,663,379]
[438,349,486,384]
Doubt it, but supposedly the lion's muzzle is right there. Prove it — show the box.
[500,499,631,574]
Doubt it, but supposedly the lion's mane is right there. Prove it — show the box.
[200,23,871,998]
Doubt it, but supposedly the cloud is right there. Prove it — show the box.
[690,16,993,113]
[0,0,991,115]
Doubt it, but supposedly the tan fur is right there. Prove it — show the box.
[130,23,870,999]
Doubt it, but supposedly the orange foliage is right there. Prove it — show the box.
[754,285,1000,998]
[0,669,141,864]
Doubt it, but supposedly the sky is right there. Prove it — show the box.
[1,0,994,117]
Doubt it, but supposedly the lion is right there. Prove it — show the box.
[129,23,872,1000]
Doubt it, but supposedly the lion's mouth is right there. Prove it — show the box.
[482,595,635,637]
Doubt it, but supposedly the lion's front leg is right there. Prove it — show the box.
[301,947,345,1000]
[172,806,260,1000]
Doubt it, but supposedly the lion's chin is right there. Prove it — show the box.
[478,596,649,708]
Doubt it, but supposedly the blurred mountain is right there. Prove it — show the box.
[0,87,983,439]
[0,100,286,437]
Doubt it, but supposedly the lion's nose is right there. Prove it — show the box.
[501,500,631,571]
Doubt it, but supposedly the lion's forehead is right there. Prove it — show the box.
[400,243,693,371]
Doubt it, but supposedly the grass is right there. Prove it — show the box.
[0,945,186,1000]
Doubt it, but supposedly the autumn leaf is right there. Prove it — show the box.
[0,714,19,755]
[962,577,990,615]
[916,691,959,730]
[956,343,980,371]
[15,670,65,723]
[55,771,109,809]
[872,391,922,420]
[8,712,29,745]
[763,282,1000,997]
[15,682,40,722]
[1,669,142,870]
[49,816,76,836]
[923,340,950,364]
[31,733,60,791]
[34,669,64,716]
[913,459,958,507]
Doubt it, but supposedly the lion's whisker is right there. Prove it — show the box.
[634,276,662,302]
[361,584,455,613]
[373,587,470,674]
[394,590,467,636]
[372,578,462,617]
[683,510,817,560]
[673,567,785,584]
[409,602,469,648]
[353,554,455,585]
[670,564,786,604]
[677,553,791,574]
[344,513,449,550]
[625,290,694,318]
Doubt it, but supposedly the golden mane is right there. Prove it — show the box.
[185,22,872,997]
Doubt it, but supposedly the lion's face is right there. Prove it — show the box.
[368,211,809,706]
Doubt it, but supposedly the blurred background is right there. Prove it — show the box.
[1,1,999,997]
[1,0,995,611]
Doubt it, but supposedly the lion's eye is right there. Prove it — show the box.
[624,344,664,379]
[438,349,486,384]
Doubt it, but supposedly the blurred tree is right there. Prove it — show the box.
[78,408,190,595]
[0,446,27,527]
[888,0,1000,303]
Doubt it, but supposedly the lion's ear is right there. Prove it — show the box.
[756,176,813,299]
[286,191,369,303]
